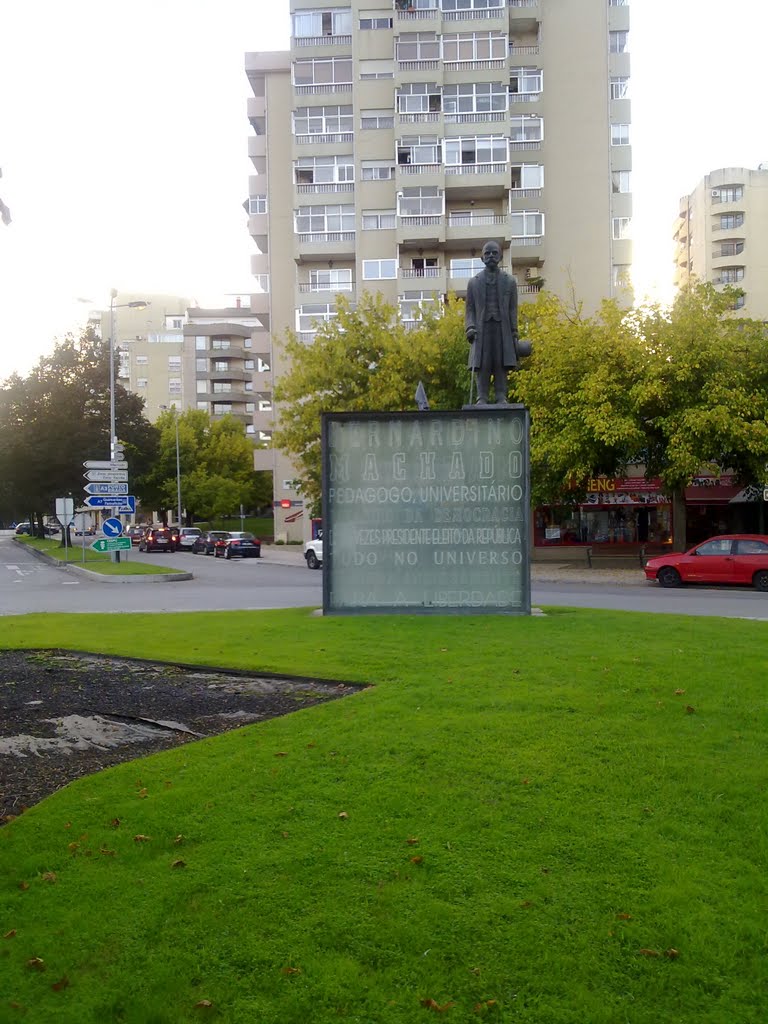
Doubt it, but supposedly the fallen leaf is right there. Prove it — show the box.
[3,930,16,939]
[281,831,289,838]
[194,999,214,1009]
[164,780,173,788]
[67,842,80,854]
[521,778,530,785]
[473,1000,497,1012]
[519,900,534,909]
[26,957,46,971]
[306,742,317,749]
[410,855,424,865]
[100,848,116,857]
[18,881,29,891]
[51,975,70,992]
[664,948,680,959]
[421,997,455,1012]
[638,948,659,957]
[110,818,121,828]
[617,912,632,920]
[338,811,349,820]
[674,688,686,696]
[275,751,288,757]
[171,859,186,869]
[281,966,301,975]
[133,834,152,843]
[406,837,420,846]
[137,788,148,799]
[41,872,57,884]
[63,822,72,829]
[469,967,482,976]
[173,835,185,845]
[685,705,696,714]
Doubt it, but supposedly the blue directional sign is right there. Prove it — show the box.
[102,517,124,538]
[84,495,136,513]
[84,482,129,495]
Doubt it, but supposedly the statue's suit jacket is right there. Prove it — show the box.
[464,269,520,370]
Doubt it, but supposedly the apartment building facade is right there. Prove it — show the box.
[673,165,768,319]
[246,0,632,541]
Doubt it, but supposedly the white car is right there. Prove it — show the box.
[304,537,323,570]
[177,527,202,550]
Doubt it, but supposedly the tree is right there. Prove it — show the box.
[0,328,157,535]
[273,292,470,509]
[139,409,270,524]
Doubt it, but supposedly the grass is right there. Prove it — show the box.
[0,608,766,1024]
[195,516,275,540]
[14,536,185,576]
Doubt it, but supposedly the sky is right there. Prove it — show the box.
[0,0,766,380]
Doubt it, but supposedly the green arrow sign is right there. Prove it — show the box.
[91,537,132,552]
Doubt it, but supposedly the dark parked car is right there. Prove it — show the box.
[168,525,181,549]
[138,527,176,553]
[126,525,145,545]
[191,530,231,555]
[644,534,768,591]
[213,532,261,559]
[14,522,32,535]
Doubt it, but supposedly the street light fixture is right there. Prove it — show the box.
[108,291,150,561]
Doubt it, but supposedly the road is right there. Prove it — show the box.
[1,534,768,619]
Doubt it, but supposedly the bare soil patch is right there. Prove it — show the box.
[0,650,359,822]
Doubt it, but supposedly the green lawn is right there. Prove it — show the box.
[0,609,766,1023]
[15,536,185,575]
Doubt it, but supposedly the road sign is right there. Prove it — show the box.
[84,469,129,483]
[91,537,132,553]
[102,517,124,538]
[84,459,128,470]
[55,497,74,519]
[84,495,136,513]
[83,482,129,495]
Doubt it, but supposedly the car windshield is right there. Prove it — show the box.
[229,533,255,540]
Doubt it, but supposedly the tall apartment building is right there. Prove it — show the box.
[673,165,768,318]
[246,0,632,541]
[92,293,195,422]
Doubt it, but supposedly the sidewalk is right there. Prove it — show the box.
[260,545,644,587]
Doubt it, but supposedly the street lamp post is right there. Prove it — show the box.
[160,405,183,529]
[108,291,150,561]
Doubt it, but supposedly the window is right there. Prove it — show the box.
[511,163,544,188]
[294,154,354,184]
[712,186,744,203]
[293,58,353,88]
[395,33,440,61]
[611,123,630,145]
[398,186,444,216]
[293,105,353,135]
[718,241,745,257]
[731,294,746,309]
[257,357,270,372]
[719,213,744,229]
[399,291,439,321]
[292,8,352,37]
[443,32,507,62]
[510,210,544,237]
[136,378,148,388]
[442,0,504,9]
[612,265,631,288]
[608,0,628,7]
[443,82,507,115]
[213,360,229,372]
[213,404,233,415]
[609,30,629,53]
[295,204,355,233]
[309,268,353,290]
[396,82,441,114]
[397,135,441,166]
[362,209,396,229]
[612,170,631,193]
[719,267,745,283]
[297,303,338,332]
[510,115,543,141]
[246,403,256,413]
[697,538,732,556]
[169,318,183,330]
[450,257,483,278]
[195,336,207,350]
[361,160,395,180]
[363,259,397,280]
[259,399,273,413]
[136,354,148,364]
[444,136,508,166]
[213,382,232,394]
[612,217,631,239]
[361,109,394,129]
[248,195,267,214]
[196,380,208,394]
[360,16,392,29]
[211,338,231,350]
[195,358,206,371]
[735,538,768,554]
[359,59,394,79]
[168,355,181,369]
[197,401,208,411]
[610,75,629,99]
[509,67,543,94]
[244,359,255,369]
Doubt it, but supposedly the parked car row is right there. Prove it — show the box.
[130,525,261,558]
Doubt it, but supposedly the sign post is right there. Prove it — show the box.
[84,446,130,563]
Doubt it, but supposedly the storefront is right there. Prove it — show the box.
[684,476,763,545]
[534,476,672,550]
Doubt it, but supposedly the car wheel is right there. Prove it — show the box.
[306,551,320,570]
[657,566,682,589]
[225,548,232,559]
[753,570,768,592]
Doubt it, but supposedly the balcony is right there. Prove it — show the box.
[442,5,509,23]
[248,136,266,160]
[394,4,438,21]
[398,112,441,125]
[446,212,507,247]
[251,409,275,434]
[295,231,356,261]
[295,181,355,195]
[294,82,354,96]
[509,186,543,200]
[444,58,507,72]
[206,369,252,383]
[294,132,354,145]
[399,268,446,293]
[397,214,446,246]
[251,370,273,395]
[397,59,440,71]
[509,44,540,56]
[509,91,542,104]
[297,280,355,295]
[444,111,506,124]
[292,34,353,47]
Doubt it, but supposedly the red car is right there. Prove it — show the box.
[644,534,768,591]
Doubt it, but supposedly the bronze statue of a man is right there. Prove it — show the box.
[465,240,520,405]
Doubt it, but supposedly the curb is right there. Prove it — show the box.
[12,538,193,584]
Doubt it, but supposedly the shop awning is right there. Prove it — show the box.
[684,484,742,504]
